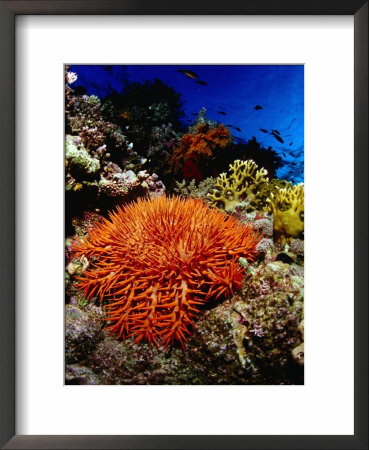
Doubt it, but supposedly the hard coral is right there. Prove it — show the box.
[72,196,261,349]
[174,177,216,201]
[170,123,232,181]
[267,183,304,244]
[208,159,269,212]
[65,135,100,177]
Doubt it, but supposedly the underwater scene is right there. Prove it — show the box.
[65,64,304,385]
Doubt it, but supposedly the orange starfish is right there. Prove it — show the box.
[71,196,261,348]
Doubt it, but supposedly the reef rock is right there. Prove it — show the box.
[65,364,100,385]
[65,305,104,363]
[65,257,304,385]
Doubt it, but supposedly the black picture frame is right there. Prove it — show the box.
[0,1,367,449]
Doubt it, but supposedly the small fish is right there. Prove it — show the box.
[195,80,208,86]
[282,152,286,157]
[289,141,293,146]
[271,132,284,144]
[234,127,242,132]
[272,129,280,135]
[254,105,263,110]
[178,68,199,80]
[260,128,268,133]
[217,111,227,116]
[104,65,113,72]
[287,117,296,129]
[291,162,297,166]
[226,124,234,128]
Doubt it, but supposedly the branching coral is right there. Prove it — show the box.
[173,177,216,200]
[267,183,304,243]
[71,196,262,349]
[170,123,232,181]
[258,178,293,204]
[208,159,269,212]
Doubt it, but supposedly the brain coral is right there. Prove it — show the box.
[72,196,261,349]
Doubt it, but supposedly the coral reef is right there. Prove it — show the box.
[235,260,304,382]
[255,238,275,256]
[267,183,304,243]
[70,211,105,241]
[65,135,101,181]
[65,69,167,229]
[71,196,262,349]
[105,79,185,156]
[64,66,304,385]
[188,107,219,132]
[213,136,283,181]
[184,112,282,183]
[65,256,303,385]
[289,238,304,258]
[258,178,293,204]
[208,159,269,212]
[147,123,181,177]
[66,91,131,167]
[173,177,216,200]
[65,364,101,385]
[252,217,274,237]
[65,305,104,363]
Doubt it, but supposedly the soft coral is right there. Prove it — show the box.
[170,123,232,180]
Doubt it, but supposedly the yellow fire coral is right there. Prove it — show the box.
[267,183,304,243]
[208,159,269,212]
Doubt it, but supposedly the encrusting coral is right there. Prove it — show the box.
[71,196,262,349]
[208,159,269,212]
[267,183,304,243]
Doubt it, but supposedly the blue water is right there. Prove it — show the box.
[70,64,304,183]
